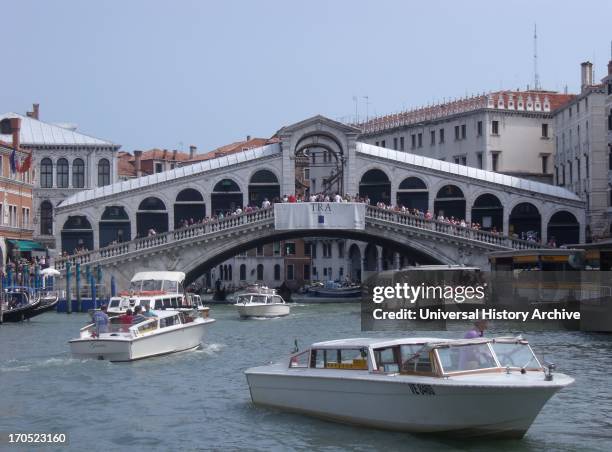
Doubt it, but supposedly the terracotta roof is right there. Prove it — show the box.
[358,90,576,134]
[118,157,136,177]
[128,148,191,162]
[184,137,275,163]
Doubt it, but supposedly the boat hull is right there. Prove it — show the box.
[69,320,214,362]
[236,304,290,318]
[245,370,569,438]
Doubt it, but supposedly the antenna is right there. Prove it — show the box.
[362,96,370,122]
[533,24,540,91]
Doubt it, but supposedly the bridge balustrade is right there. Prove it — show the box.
[54,204,545,271]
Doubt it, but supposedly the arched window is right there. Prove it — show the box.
[40,158,53,188]
[57,158,69,188]
[138,197,166,211]
[274,264,281,281]
[98,158,110,187]
[72,158,85,188]
[40,201,53,235]
[257,264,264,281]
[239,264,246,281]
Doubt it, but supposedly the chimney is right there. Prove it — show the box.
[32,103,39,120]
[608,60,612,76]
[162,149,168,160]
[172,149,177,161]
[189,145,197,159]
[9,117,21,150]
[581,61,593,91]
[246,135,251,141]
[134,150,142,177]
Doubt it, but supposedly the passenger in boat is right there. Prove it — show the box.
[464,320,488,338]
[92,305,110,335]
[142,305,158,318]
[131,305,146,324]
[120,308,134,331]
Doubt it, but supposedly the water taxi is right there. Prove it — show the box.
[69,309,215,362]
[235,287,290,318]
[107,271,209,317]
[245,336,573,438]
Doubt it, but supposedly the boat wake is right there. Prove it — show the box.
[0,356,88,373]
[198,342,225,356]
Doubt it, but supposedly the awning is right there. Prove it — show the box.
[7,239,46,252]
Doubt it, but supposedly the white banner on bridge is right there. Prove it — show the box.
[274,202,366,230]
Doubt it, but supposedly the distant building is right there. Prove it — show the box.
[0,117,37,265]
[553,62,611,241]
[358,90,575,184]
[604,59,612,237]
[0,104,120,251]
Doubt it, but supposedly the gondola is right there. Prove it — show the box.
[23,292,59,320]
[1,286,42,322]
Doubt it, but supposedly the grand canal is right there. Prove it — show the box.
[1,303,611,451]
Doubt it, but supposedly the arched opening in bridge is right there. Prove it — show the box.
[40,200,53,235]
[61,216,93,254]
[359,169,390,205]
[547,211,579,246]
[174,189,206,228]
[137,197,168,237]
[509,203,541,241]
[396,177,428,212]
[348,244,362,282]
[363,243,379,272]
[248,170,280,207]
[211,179,242,215]
[434,185,466,220]
[294,134,344,198]
[99,206,131,247]
[471,194,503,232]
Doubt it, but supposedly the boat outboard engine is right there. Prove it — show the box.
[544,362,556,381]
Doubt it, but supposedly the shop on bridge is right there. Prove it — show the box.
[471,194,503,231]
[434,185,466,220]
[61,216,94,254]
[174,188,206,228]
[137,197,168,237]
[359,169,390,205]
[509,202,541,240]
[211,179,243,215]
[248,170,280,207]
[99,206,131,247]
[396,176,428,212]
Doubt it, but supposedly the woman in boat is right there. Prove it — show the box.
[119,309,133,332]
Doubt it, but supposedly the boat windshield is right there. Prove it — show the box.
[436,343,498,373]
[237,295,251,303]
[141,280,163,291]
[491,342,541,370]
[129,281,141,292]
[163,280,178,293]
[251,295,268,304]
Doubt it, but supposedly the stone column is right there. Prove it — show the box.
[393,252,401,270]
[376,245,383,272]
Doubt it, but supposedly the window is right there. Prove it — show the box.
[454,125,460,140]
[40,158,53,188]
[477,121,483,136]
[338,242,344,258]
[21,207,29,227]
[374,141,379,147]
[541,155,549,174]
[561,164,566,185]
[40,200,53,235]
[284,242,296,256]
[312,152,317,163]
[274,264,281,281]
[454,157,460,164]
[256,244,264,256]
[311,242,317,258]
[155,162,163,173]
[323,243,332,258]
[239,264,246,281]
[568,161,573,183]
[381,140,386,148]
[555,166,559,184]
[256,264,264,280]
[97,158,110,187]
[461,124,466,139]
[287,264,294,281]
[303,264,310,280]
[477,153,483,169]
[491,153,499,172]
[461,156,466,166]
[411,134,416,149]
[56,158,69,188]
[304,242,311,256]
[436,344,498,373]
[417,133,422,148]
[400,136,404,151]
[0,155,3,177]
[303,168,309,180]
[492,121,499,135]
[72,158,85,188]
[393,137,398,150]
[439,128,445,143]
[430,130,435,145]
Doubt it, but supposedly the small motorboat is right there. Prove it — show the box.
[69,309,216,362]
[1,286,42,322]
[107,271,210,318]
[235,288,290,318]
[306,281,361,299]
[245,336,573,438]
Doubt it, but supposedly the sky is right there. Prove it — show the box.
[2,0,611,152]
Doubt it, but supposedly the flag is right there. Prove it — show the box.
[19,153,32,173]
[9,149,17,173]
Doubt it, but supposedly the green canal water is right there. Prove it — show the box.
[1,303,611,451]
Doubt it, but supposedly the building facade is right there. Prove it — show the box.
[604,60,612,237]
[0,105,120,251]
[0,118,36,265]
[553,62,611,241]
[358,91,574,184]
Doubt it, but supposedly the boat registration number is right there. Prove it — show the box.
[408,383,435,396]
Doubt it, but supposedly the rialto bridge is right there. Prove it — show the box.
[52,115,585,288]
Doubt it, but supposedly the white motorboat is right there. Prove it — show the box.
[245,336,573,438]
[69,309,215,362]
[107,271,209,318]
[235,289,290,318]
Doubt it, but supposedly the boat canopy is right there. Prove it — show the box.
[131,271,186,283]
